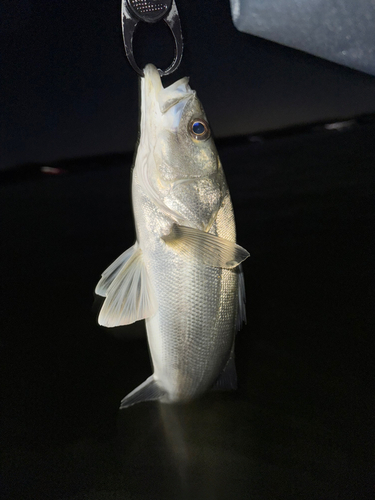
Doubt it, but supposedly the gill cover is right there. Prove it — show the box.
[136,65,220,226]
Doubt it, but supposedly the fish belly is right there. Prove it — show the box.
[133,170,239,403]
[145,249,238,402]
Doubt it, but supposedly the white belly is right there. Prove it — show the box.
[134,178,238,403]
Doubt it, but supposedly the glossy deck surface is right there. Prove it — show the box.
[1,122,373,499]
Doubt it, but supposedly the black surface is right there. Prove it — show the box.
[2,0,375,170]
[1,122,373,499]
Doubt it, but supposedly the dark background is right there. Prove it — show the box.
[1,1,374,499]
[1,0,375,171]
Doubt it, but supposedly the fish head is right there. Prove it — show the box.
[141,64,219,184]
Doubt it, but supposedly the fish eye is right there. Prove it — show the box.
[189,119,211,141]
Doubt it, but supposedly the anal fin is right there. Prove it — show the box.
[95,244,137,297]
[97,245,157,327]
[120,376,165,409]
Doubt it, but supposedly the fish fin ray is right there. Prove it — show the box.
[162,224,249,269]
[120,376,165,408]
[98,247,157,327]
[212,346,237,391]
[236,264,247,331]
[95,244,138,297]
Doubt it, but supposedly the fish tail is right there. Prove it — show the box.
[119,375,166,409]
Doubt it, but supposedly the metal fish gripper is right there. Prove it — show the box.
[122,0,183,77]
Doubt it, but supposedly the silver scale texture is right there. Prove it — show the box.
[128,66,241,402]
[96,65,248,406]
[133,173,239,401]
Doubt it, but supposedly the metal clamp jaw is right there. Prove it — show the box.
[122,0,183,77]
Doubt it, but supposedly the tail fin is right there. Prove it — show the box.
[120,376,166,409]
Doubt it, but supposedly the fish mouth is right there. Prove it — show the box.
[143,64,195,115]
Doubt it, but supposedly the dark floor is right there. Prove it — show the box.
[0,122,373,499]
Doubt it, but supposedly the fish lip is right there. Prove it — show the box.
[143,64,195,114]
[144,63,190,94]
[143,64,163,95]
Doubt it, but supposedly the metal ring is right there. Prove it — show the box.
[122,0,183,77]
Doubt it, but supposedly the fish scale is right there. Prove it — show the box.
[141,214,237,400]
[95,65,249,407]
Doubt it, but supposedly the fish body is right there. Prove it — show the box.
[96,65,249,407]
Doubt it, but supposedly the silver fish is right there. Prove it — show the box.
[95,64,249,407]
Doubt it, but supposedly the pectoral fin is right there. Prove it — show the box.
[162,224,249,269]
[97,246,157,327]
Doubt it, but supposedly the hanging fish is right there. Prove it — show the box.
[95,64,249,408]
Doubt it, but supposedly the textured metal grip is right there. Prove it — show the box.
[122,0,183,76]
[127,0,172,23]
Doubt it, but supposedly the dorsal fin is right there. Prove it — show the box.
[237,264,247,331]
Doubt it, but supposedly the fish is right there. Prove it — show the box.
[95,64,249,408]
